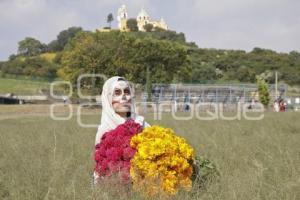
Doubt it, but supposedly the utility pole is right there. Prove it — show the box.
[91,68,96,102]
[146,66,151,102]
[275,71,278,100]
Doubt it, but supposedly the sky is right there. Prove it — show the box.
[0,0,299,61]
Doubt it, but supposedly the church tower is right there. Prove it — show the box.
[114,5,168,32]
[136,8,151,31]
[117,4,128,31]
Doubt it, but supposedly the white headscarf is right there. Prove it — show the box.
[95,76,148,145]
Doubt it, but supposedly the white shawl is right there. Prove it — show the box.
[95,76,149,145]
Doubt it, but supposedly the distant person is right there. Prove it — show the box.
[62,96,67,104]
[273,100,279,112]
[279,100,286,112]
[248,98,255,109]
[183,93,190,111]
[62,96,70,105]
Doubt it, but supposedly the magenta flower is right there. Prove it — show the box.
[94,119,142,179]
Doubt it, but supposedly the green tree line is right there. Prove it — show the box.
[1,26,300,87]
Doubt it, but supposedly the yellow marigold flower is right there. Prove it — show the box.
[130,125,195,196]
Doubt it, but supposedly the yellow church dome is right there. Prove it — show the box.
[137,8,150,21]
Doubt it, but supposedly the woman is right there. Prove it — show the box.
[94,76,150,183]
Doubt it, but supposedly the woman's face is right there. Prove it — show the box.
[111,80,132,113]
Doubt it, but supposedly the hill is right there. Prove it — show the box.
[1,27,300,89]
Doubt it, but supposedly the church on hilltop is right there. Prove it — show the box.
[118,5,168,32]
[98,5,168,32]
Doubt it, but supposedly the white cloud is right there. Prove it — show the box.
[0,0,299,60]
[171,0,300,52]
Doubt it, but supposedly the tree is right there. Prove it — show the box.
[1,56,57,78]
[107,13,114,28]
[130,36,189,83]
[236,65,255,82]
[8,54,17,61]
[289,50,300,57]
[190,63,216,83]
[257,77,270,108]
[144,23,153,32]
[18,37,44,56]
[155,31,185,43]
[58,31,189,88]
[47,40,59,52]
[153,26,165,32]
[48,26,83,52]
[126,18,138,32]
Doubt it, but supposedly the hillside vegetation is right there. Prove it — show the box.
[1,26,300,91]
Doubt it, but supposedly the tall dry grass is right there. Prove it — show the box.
[0,108,299,199]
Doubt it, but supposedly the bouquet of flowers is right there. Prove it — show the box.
[130,125,195,196]
[94,119,142,181]
[94,121,212,197]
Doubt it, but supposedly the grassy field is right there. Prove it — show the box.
[0,105,299,199]
[0,78,49,95]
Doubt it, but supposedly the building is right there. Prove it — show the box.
[117,5,168,32]
[117,4,129,31]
